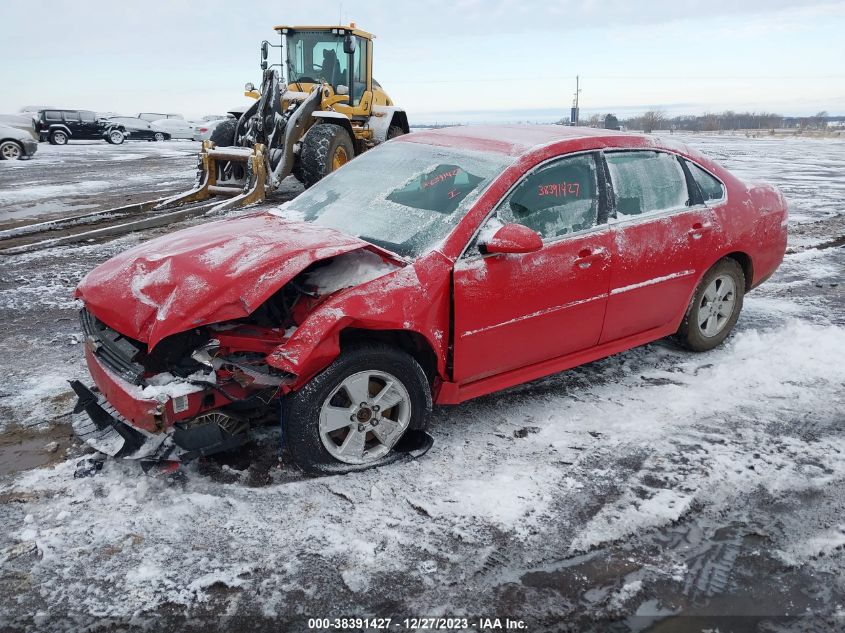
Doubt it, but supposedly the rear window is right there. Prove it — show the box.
[687,161,725,202]
[606,150,689,217]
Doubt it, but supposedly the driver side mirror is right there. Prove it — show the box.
[481,223,543,255]
[343,34,357,54]
[260,41,269,70]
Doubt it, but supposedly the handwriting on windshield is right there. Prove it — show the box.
[423,168,461,189]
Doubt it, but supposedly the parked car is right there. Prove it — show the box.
[34,110,127,145]
[0,123,38,160]
[148,118,196,140]
[138,113,183,122]
[72,125,788,474]
[0,113,37,136]
[105,117,172,142]
[191,118,230,141]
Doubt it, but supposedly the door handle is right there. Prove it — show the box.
[574,247,606,269]
[688,222,713,240]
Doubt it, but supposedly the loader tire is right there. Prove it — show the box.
[209,119,237,147]
[387,125,405,140]
[208,119,243,181]
[299,124,354,188]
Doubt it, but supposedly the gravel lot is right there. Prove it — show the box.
[0,133,843,632]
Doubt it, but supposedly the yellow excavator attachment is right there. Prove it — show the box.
[155,141,268,213]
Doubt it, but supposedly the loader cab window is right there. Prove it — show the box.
[287,31,348,92]
[350,37,368,106]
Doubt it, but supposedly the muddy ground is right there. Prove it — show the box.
[0,135,843,632]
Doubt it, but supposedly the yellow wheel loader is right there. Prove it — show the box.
[146,24,408,214]
[0,25,410,255]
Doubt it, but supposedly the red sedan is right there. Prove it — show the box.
[72,125,788,474]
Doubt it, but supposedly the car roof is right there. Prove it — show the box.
[399,125,634,155]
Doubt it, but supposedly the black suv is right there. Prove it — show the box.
[35,110,127,145]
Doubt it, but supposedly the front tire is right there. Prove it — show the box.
[154,132,166,142]
[676,258,745,352]
[108,129,125,145]
[299,123,355,188]
[283,343,432,475]
[0,140,23,160]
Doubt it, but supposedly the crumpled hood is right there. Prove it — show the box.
[76,212,372,349]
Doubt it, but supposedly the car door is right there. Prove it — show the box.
[61,111,81,138]
[78,111,98,139]
[599,150,716,344]
[452,152,613,384]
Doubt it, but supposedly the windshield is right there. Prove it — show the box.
[272,141,513,258]
[286,31,348,90]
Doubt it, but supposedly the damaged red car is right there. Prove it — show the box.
[72,125,788,474]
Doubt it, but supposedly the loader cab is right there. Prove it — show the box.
[271,25,392,117]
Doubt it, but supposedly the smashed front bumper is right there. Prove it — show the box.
[69,381,247,462]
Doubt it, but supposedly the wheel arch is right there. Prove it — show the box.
[49,124,72,136]
[338,327,439,386]
[389,110,410,134]
[310,113,355,144]
[723,251,754,291]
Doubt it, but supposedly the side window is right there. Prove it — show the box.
[44,110,61,121]
[62,111,80,123]
[497,153,601,240]
[351,37,368,106]
[687,161,725,202]
[606,151,689,218]
[80,111,95,122]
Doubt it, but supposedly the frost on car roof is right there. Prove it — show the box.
[400,124,632,155]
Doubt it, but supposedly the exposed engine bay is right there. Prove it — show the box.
[71,253,385,463]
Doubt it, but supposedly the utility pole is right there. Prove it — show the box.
[571,75,581,126]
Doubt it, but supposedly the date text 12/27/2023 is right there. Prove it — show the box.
[307,617,528,630]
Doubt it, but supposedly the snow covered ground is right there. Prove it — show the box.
[0,134,843,631]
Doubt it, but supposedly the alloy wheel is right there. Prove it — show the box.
[0,142,21,160]
[318,370,411,464]
[697,274,736,337]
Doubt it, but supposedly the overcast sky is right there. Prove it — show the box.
[3,0,843,122]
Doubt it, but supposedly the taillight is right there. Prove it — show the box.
[199,127,208,133]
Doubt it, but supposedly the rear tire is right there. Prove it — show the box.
[154,132,166,142]
[0,140,23,160]
[108,129,125,145]
[676,258,745,352]
[283,343,432,475]
[50,130,68,145]
[299,123,355,188]
[387,125,405,140]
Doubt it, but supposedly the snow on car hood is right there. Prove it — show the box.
[76,212,383,349]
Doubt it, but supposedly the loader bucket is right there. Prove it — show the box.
[154,141,268,213]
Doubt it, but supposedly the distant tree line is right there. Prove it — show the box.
[572,110,837,132]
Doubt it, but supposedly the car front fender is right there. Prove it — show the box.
[266,253,452,390]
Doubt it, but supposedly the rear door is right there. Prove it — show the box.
[61,111,81,138]
[452,152,613,384]
[599,150,715,343]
